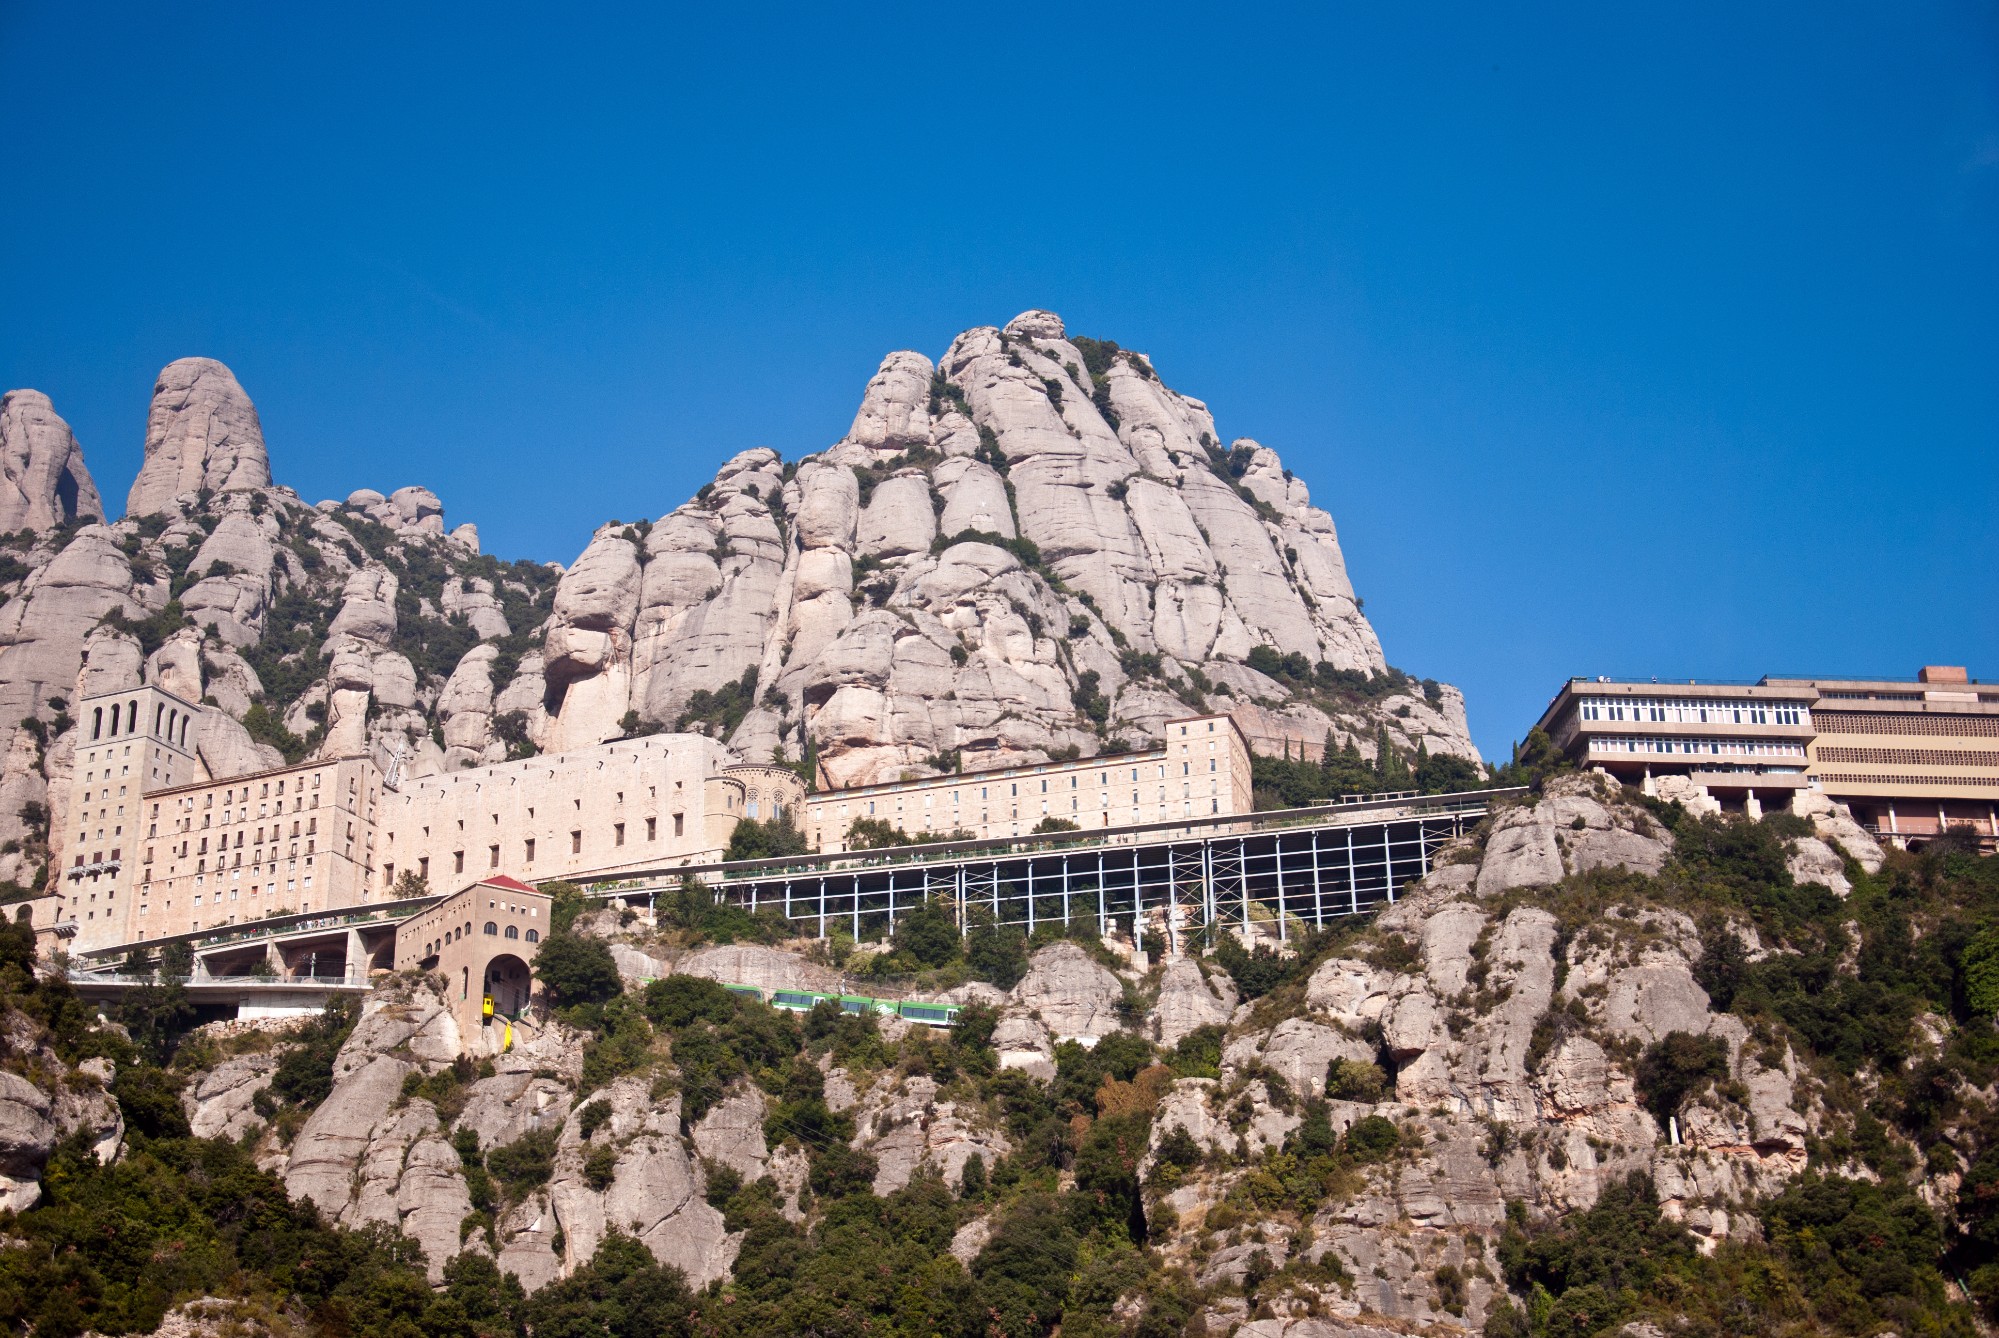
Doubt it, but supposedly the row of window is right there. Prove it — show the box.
[1577,697,1809,727]
[381,814,680,888]
[1816,746,1999,769]
[88,697,192,747]
[1587,736,1808,758]
[1818,772,1999,789]
[830,760,1221,819]
[1816,712,1999,738]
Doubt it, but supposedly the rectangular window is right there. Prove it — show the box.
[614,822,625,847]
[570,830,582,854]
[453,850,465,874]
[673,813,684,837]
[524,838,536,863]
[646,816,657,841]
[490,845,500,869]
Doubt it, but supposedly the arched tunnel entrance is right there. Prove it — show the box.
[483,952,532,1022]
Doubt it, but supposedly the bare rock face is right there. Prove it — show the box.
[1785,835,1852,897]
[343,1100,478,1282]
[1009,941,1125,1042]
[1475,772,1671,896]
[673,943,845,995]
[181,1052,280,1141]
[127,358,272,516]
[1152,957,1238,1049]
[499,310,1474,787]
[541,1079,738,1290]
[1791,789,1884,873]
[0,390,104,533]
[691,1086,770,1179]
[0,1068,56,1212]
[850,1073,1010,1194]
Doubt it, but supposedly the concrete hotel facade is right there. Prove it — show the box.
[1534,667,1998,844]
[1532,679,1816,815]
[804,713,1254,853]
[1769,666,1999,846]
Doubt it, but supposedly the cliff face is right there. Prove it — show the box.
[0,310,1473,894]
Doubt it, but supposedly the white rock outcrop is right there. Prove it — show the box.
[127,358,272,516]
[0,390,104,534]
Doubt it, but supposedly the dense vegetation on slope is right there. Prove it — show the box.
[5,808,1999,1336]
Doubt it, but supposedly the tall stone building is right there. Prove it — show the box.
[57,683,205,949]
[121,756,383,948]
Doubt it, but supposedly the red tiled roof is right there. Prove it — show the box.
[478,874,538,894]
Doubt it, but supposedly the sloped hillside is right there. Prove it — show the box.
[6,779,1998,1336]
[0,312,1474,901]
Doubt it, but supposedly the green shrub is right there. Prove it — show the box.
[486,1127,559,1199]
[1633,1030,1730,1129]
[1343,1115,1402,1162]
[534,931,623,1007]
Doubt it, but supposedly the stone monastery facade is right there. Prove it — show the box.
[801,713,1253,852]
[59,678,1242,952]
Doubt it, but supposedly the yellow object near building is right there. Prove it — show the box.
[482,995,494,1019]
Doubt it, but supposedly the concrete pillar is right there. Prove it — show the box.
[1744,792,1763,822]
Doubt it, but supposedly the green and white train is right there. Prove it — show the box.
[720,982,962,1027]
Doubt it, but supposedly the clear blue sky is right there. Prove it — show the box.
[3,3,1994,761]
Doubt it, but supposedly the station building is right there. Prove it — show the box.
[391,875,549,1038]
[803,713,1253,853]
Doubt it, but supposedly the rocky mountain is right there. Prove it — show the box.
[4,772,1991,1337]
[0,311,1475,897]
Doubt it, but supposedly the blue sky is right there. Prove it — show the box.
[2,3,1994,760]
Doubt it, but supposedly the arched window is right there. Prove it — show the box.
[484,921,498,935]
[127,700,138,733]
[524,929,539,943]
[504,924,519,939]
[91,707,102,740]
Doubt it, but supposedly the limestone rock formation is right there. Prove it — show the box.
[127,358,272,516]
[526,310,1476,785]
[0,1068,56,1212]
[1009,940,1125,1041]
[1473,771,1672,896]
[0,390,104,533]
[0,315,1475,896]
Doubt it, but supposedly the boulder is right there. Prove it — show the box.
[1010,941,1125,1041]
[182,1052,279,1141]
[1791,789,1885,873]
[0,1069,56,1212]
[1152,957,1237,1049]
